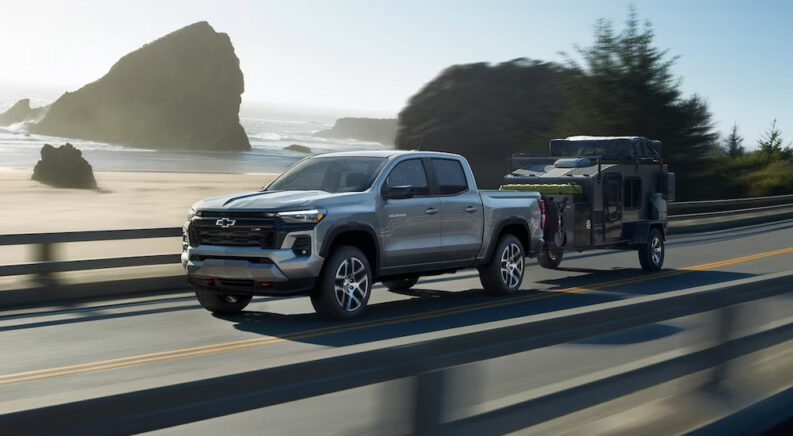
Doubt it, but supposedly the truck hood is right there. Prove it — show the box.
[194,190,351,211]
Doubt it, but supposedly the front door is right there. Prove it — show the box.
[380,159,443,267]
[603,173,623,241]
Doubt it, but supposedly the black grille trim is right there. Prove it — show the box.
[189,217,276,248]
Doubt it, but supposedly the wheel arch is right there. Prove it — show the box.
[320,223,381,277]
[483,217,533,264]
[626,221,667,246]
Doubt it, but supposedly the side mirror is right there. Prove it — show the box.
[383,185,414,200]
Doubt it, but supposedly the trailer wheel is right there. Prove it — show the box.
[638,228,664,272]
[479,234,525,294]
[537,247,564,269]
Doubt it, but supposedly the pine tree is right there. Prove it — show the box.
[758,119,784,153]
[725,123,744,157]
[557,6,718,198]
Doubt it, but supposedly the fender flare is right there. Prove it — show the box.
[483,216,534,263]
[320,222,382,274]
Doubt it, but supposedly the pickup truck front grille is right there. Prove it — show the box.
[188,216,276,248]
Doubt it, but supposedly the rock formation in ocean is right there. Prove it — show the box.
[396,59,567,188]
[0,99,48,126]
[32,143,97,189]
[31,21,250,151]
[315,118,397,145]
[285,144,311,154]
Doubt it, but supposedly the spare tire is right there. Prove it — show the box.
[544,199,565,248]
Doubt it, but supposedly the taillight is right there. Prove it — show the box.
[540,200,546,229]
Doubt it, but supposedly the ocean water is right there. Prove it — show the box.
[0,101,391,174]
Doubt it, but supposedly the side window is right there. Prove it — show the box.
[386,159,430,195]
[623,178,642,209]
[432,158,469,195]
[606,179,621,204]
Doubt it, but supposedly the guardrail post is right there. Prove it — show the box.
[705,304,739,393]
[412,369,447,436]
[34,242,57,286]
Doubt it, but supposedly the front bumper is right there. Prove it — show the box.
[182,238,324,296]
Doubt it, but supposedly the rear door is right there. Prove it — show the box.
[380,159,443,267]
[431,158,484,261]
[603,173,623,241]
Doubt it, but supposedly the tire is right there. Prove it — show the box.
[382,276,419,292]
[478,234,525,295]
[537,247,564,269]
[310,245,373,320]
[195,289,252,314]
[638,228,665,272]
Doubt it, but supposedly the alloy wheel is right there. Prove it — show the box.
[500,243,524,288]
[334,257,369,312]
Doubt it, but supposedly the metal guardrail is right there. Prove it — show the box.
[669,193,793,215]
[2,271,791,434]
[1,194,792,287]
[0,227,181,285]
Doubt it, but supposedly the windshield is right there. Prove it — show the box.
[266,156,387,193]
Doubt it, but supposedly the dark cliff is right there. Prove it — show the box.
[32,21,250,151]
[396,59,566,188]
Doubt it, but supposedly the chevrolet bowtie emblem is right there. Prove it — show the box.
[215,218,236,228]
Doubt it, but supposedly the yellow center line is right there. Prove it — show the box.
[2,246,793,386]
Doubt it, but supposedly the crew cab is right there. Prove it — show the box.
[183,150,543,319]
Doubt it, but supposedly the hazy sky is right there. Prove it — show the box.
[2,0,792,145]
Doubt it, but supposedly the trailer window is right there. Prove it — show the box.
[624,178,642,209]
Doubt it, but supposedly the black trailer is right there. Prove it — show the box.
[502,136,675,271]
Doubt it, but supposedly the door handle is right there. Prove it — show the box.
[465,206,478,213]
[425,207,439,215]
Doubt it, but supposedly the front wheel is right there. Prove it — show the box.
[479,234,525,295]
[311,246,372,320]
[195,290,252,314]
[638,228,665,272]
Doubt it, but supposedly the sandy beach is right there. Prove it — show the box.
[0,168,280,289]
[0,168,277,234]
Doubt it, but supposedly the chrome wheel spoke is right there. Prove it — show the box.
[499,243,523,288]
[334,256,369,312]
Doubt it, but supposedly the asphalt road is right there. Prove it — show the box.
[1,220,793,434]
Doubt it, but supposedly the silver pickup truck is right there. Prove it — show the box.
[183,150,543,319]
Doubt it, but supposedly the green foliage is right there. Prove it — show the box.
[742,161,793,197]
[556,7,718,199]
[396,6,792,199]
[756,119,793,160]
[724,123,744,157]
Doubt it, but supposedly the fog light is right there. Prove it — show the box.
[260,282,272,287]
[203,279,215,286]
[292,235,311,257]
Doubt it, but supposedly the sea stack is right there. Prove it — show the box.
[32,21,250,151]
[0,99,48,126]
[32,143,97,189]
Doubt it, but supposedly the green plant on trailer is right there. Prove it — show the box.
[499,183,584,195]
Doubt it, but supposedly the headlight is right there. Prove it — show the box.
[277,209,326,224]
[186,208,196,220]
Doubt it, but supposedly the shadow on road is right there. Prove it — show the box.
[221,267,755,348]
